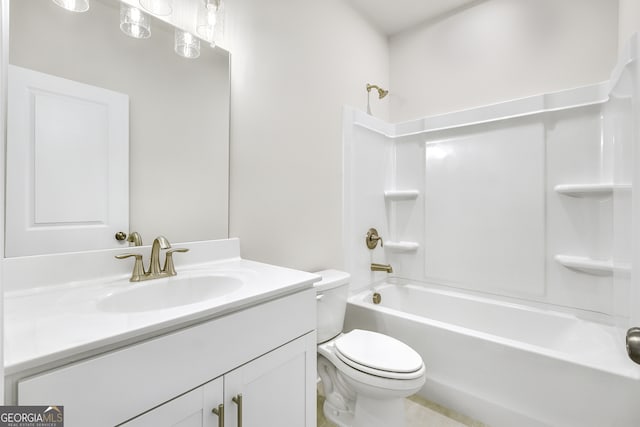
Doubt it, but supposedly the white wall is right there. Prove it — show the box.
[226,0,389,271]
[389,0,619,122]
[619,0,640,53]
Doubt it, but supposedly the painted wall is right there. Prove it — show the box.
[9,0,229,247]
[226,0,389,271]
[619,0,640,53]
[389,0,619,122]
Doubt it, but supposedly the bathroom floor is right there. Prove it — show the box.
[316,393,489,427]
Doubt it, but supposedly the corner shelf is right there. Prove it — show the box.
[554,254,630,276]
[384,190,419,201]
[385,241,419,253]
[554,183,631,197]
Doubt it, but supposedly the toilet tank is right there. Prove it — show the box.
[314,270,350,343]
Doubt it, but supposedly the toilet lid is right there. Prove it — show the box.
[334,330,423,375]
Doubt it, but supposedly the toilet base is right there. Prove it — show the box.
[323,395,406,427]
[353,396,406,427]
[322,399,353,427]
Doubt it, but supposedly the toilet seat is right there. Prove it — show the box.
[333,330,424,380]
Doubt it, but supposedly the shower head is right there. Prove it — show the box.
[367,83,388,99]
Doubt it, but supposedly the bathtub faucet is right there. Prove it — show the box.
[371,263,393,273]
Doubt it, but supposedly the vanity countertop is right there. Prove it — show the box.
[4,241,320,375]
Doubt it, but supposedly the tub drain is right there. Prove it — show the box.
[372,292,381,304]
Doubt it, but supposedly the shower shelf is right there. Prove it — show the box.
[554,254,630,276]
[554,183,631,197]
[385,241,419,253]
[384,190,420,201]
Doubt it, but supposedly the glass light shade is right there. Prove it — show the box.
[175,29,200,59]
[51,0,89,12]
[139,0,172,16]
[197,0,224,45]
[120,4,151,39]
[204,0,219,11]
[196,7,217,41]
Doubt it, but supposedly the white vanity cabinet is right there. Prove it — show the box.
[222,334,314,427]
[120,377,223,427]
[15,289,316,427]
[122,334,314,427]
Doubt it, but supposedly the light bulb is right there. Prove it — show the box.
[51,0,89,13]
[197,8,217,41]
[175,29,200,59]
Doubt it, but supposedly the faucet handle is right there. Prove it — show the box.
[366,228,383,249]
[163,248,189,276]
[127,232,143,246]
[115,253,145,282]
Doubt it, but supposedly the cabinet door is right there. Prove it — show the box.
[120,377,223,427]
[224,333,316,427]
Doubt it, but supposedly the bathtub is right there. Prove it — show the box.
[344,281,640,427]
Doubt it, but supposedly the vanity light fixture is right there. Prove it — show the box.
[120,3,151,39]
[175,29,200,59]
[52,0,90,13]
[139,0,173,16]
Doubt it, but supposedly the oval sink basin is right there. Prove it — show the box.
[97,274,243,313]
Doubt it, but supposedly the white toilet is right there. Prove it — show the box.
[314,270,426,427]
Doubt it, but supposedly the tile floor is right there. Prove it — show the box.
[317,393,489,427]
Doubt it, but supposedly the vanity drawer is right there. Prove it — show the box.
[18,289,315,427]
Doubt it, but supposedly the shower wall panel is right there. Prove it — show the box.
[422,120,546,298]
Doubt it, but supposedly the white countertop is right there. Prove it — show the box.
[4,242,320,375]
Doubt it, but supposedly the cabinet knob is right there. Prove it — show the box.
[212,403,224,427]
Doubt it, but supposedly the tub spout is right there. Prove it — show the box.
[371,263,393,273]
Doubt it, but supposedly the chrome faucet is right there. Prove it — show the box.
[116,235,189,282]
[371,263,393,273]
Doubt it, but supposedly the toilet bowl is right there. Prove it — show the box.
[314,270,426,427]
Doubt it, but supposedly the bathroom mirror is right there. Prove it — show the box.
[5,0,230,256]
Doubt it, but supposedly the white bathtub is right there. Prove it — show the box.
[344,281,640,427]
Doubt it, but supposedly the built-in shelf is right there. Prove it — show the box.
[554,254,631,276]
[554,183,631,197]
[385,241,419,253]
[384,190,420,201]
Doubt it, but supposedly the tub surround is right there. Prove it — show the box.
[350,80,609,139]
[343,34,639,318]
